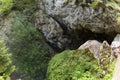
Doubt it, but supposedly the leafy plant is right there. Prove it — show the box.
[0,39,15,80]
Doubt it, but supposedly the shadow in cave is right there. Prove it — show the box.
[39,28,116,53]
[65,29,116,51]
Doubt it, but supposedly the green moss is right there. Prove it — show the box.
[47,49,100,80]
[0,0,12,14]
[0,39,15,80]
[104,61,115,80]
[47,48,115,80]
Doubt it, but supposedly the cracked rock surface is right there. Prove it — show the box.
[35,0,119,50]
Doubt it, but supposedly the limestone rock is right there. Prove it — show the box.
[35,0,118,50]
[79,40,101,58]
[35,8,69,49]
[43,0,118,34]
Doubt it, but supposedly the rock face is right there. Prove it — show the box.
[43,0,118,34]
[35,10,69,50]
[35,0,118,50]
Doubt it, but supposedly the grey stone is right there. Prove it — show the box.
[43,0,117,34]
[79,40,101,58]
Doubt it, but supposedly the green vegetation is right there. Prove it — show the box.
[12,0,36,12]
[0,0,118,80]
[9,12,51,79]
[0,39,15,80]
[47,49,115,80]
[0,0,12,14]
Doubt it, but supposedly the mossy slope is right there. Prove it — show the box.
[47,49,115,80]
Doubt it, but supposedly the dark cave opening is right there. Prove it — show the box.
[66,29,116,50]
[51,29,117,52]
[40,28,116,53]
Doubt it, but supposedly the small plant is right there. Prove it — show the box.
[0,39,15,80]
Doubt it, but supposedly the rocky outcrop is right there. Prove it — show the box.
[35,0,118,50]
[79,40,113,75]
[43,0,120,34]
[35,10,69,50]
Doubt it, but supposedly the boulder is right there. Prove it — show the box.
[79,40,101,58]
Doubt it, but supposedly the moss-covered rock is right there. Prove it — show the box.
[47,49,100,80]
[0,39,15,80]
[47,48,115,80]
